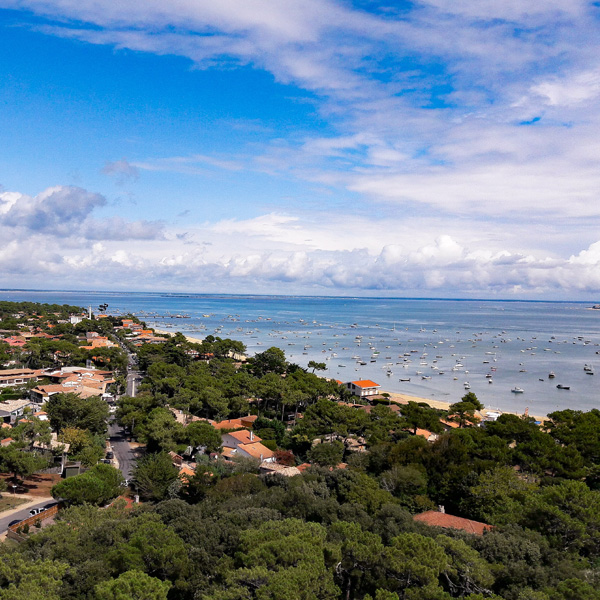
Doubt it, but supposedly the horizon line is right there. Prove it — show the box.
[0,288,598,305]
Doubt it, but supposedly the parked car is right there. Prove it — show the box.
[8,519,22,527]
[29,507,43,516]
[43,502,58,510]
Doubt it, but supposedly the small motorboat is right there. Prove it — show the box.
[556,384,570,390]
[511,387,524,393]
[548,372,556,378]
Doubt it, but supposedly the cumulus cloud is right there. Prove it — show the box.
[0,185,164,241]
[2,3,600,297]
[2,188,600,297]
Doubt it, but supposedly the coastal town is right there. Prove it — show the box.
[0,299,600,599]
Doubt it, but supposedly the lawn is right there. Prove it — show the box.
[0,495,29,513]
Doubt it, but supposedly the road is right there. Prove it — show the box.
[108,420,136,481]
[0,497,54,532]
[113,338,143,482]
[126,370,142,397]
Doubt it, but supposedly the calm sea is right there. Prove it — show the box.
[2,290,599,416]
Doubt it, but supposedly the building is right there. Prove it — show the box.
[0,399,35,424]
[0,368,42,388]
[413,510,492,536]
[344,379,381,398]
[30,367,115,403]
[221,429,275,463]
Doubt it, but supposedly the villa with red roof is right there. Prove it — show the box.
[221,429,275,463]
[413,510,493,536]
[344,379,380,398]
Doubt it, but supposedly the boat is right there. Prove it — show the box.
[556,384,570,390]
[464,382,471,389]
[548,372,556,378]
[511,387,524,393]
[400,377,411,382]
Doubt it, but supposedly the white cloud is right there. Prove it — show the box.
[530,69,600,107]
[0,185,164,241]
[2,2,600,297]
[1,180,600,297]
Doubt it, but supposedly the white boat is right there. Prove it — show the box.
[464,382,471,389]
[511,387,524,393]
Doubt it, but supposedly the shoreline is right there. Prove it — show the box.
[152,327,204,344]
[150,327,547,422]
[383,391,547,422]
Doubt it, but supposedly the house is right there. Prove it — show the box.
[221,430,275,463]
[344,380,381,398]
[0,368,42,388]
[178,465,196,482]
[2,336,27,348]
[213,415,258,430]
[0,399,35,424]
[79,333,116,350]
[413,510,492,536]
[260,463,302,477]
[414,428,439,442]
[30,367,115,403]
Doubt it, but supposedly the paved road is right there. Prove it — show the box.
[108,420,136,481]
[112,336,143,482]
[0,497,54,532]
[126,370,142,397]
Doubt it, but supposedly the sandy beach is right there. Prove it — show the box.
[384,391,547,422]
[152,327,204,344]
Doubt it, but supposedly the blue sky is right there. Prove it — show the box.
[1,1,600,299]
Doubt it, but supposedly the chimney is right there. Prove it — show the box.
[250,431,254,442]
[438,505,445,514]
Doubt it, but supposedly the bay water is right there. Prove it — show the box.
[2,290,599,416]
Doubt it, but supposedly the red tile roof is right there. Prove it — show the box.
[413,510,492,535]
[224,430,262,444]
[351,380,380,388]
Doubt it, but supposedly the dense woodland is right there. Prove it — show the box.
[2,304,600,599]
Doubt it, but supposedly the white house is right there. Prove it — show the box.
[344,379,381,398]
[221,430,275,463]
